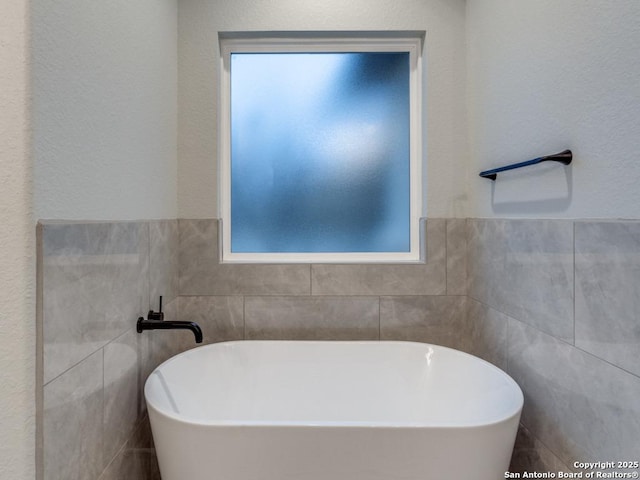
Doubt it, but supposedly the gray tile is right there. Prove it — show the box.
[311,219,446,295]
[98,446,158,480]
[177,219,216,294]
[138,285,181,402]
[178,295,244,344]
[139,297,192,380]
[465,299,509,370]
[380,295,467,350]
[575,221,640,376]
[139,296,243,403]
[245,296,379,340]
[137,298,178,415]
[508,319,640,466]
[149,220,179,310]
[468,219,574,342]
[137,297,188,416]
[446,218,468,295]
[510,424,573,475]
[98,417,160,480]
[137,330,152,417]
[103,328,140,464]
[44,350,104,480]
[42,221,149,384]
[129,414,156,450]
[179,219,311,295]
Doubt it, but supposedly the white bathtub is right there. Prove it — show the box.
[145,341,523,480]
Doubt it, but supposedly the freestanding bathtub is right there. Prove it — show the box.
[145,341,523,480]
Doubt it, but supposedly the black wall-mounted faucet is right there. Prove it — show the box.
[137,296,203,344]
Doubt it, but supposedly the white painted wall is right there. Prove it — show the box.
[177,0,469,218]
[33,0,179,221]
[0,0,35,478]
[467,0,640,218]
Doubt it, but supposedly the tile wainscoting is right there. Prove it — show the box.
[176,218,469,345]
[468,219,640,475]
[37,220,178,480]
[37,218,640,478]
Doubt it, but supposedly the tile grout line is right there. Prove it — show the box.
[572,222,577,348]
[147,222,152,312]
[572,343,640,381]
[444,219,448,296]
[96,413,144,480]
[242,295,246,340]
[43,335,126,388]
[505,312,510,375]
[378,296,381,340]
[517,423,575,473]
[509,315,640,381]
[101,345,106,477]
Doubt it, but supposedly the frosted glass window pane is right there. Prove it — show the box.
[230,52,410,253]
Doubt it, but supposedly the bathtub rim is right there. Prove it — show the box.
[144,340,524,429]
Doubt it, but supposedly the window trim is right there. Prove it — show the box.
[218,32,424,264]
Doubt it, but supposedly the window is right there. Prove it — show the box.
[219,32,423,263]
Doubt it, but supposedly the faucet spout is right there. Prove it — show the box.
[137,317,203,344]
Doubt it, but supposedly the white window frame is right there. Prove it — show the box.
[219,32,423,264]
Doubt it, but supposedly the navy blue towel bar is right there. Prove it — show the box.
[479,150,572,180]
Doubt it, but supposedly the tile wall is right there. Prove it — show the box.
[468,219,640,475]
[38,217,474,480]
[38,217,640,478]
[37,220,179,480]
[176,218,477,350]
